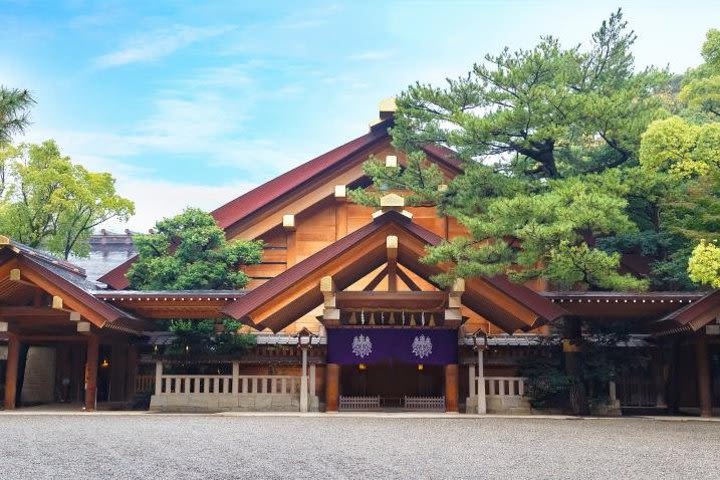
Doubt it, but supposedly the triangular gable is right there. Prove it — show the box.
[221,210,566,333]
[98,118,462,290]
[0,238,145,334]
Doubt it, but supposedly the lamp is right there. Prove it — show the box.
[100,358,110,368]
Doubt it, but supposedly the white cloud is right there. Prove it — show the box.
[94,24,235,68]
[106,177,257,231]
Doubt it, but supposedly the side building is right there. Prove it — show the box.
[1,101,718,416]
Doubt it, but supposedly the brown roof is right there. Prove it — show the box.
[222,210,566,333]
[211,118,393,231]
[0,240,147,334]
[653,290,720,335]
[98,120,462,290]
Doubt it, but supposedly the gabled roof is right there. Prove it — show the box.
[653,290,720,335]
[221,210,567,333]
[98,118,462,290]
[0,237,147,334]
[212,118,392,231]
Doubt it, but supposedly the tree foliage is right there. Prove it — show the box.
[355,10,678,291]
[127,208,262,290]
[128,208,263,356]
[0,87,34,144]
[0,140,134,259]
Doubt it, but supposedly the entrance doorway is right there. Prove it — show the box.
[339,362,445,410]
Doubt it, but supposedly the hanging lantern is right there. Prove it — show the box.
[100,358,110,368]
[358,363,367,371]
[417,364,424,371]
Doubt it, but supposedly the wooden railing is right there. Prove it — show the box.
[404,396,445,410]
[339,396,381,410]
[483,377,526,398]
[157,374,302,396]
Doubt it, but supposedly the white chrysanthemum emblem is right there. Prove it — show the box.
[412,335,433,359]
[352,334,373,358]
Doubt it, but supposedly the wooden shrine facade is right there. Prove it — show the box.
[2,100,720,415]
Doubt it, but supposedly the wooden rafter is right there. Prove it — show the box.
[363,265,388,291]
[396,266,421,291]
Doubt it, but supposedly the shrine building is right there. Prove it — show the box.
[1,100,719,416]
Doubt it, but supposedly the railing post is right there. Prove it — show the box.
[309,364,316,400]
[477,349,487,414]
[232,362,239,394]
[468,364,476,398]
[154,360,163,395]
[300,347,309,413]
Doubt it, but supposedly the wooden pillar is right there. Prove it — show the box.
[3,334,20,410]
[84,334,99,411]
[445,364,459,413]
[477,349,487,414]
[562,316,589,416]
[300,347,309,413]
[696,334,713,418]
[666,339,680,414]
[325,363,340,412]
[125,344,138,401]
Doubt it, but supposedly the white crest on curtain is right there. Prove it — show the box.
[351,334,373,358]
[412,335,433,359]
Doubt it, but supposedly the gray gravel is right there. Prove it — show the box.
[1,415,719,479]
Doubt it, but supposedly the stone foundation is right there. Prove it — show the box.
[150,394,320,413]
[466,395,532,414]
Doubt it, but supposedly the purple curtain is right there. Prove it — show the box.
[326,328,458,365]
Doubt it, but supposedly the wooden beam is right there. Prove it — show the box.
[396,267,421,291]
[335,186,348,240]
[286,227,297,267]
[363,265,388,292]
[387,235,398,292]
[52,296,63,309]
[282,214,296,231]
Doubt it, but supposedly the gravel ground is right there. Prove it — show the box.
[1,415,719,479]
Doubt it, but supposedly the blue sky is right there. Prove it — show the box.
[1,0,718,230]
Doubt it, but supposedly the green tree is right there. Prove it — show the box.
[352,10,671,292]
[127,208,262,290]
[392,9,667,179]
[680,29,720,118]
[0,87,34,144]
[0,140,134,259]
[128,208,264,356]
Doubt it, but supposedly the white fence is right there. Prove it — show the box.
[157,374,302,396]
[484,377,526,398]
